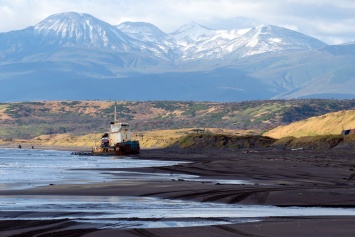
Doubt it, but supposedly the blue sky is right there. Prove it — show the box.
[0,0,354,44]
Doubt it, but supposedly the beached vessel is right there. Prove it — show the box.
[74,103,140,156]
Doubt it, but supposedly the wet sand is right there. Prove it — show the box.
[1,148,355,236]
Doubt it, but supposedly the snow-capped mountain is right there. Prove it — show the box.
[116,20,326,61]
[0,12,327,62]
[240,25,325,53]
[0,12,354,102]
[20,12,177,61]
[116,21,180,59]
[33,12,138,51]
[170,24,326,60]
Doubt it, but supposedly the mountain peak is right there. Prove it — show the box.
[116,21,169,42]
[51,12,85,19]
[171,22,214,41]
[33,12,132,50]
[34,12,98,30]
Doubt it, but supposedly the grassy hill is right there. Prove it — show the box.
[1,99,355,140]
[264,110,355,138]
[0,128,256,149]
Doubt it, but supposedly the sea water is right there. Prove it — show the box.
[1,148,355,229]
[0,148,186,190]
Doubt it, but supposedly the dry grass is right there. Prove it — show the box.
[0,104,12,120]
[131,128,258,149]
[34,133,102,147]
[264,110,355,139]
[0,128,257,149]
[133,129,190,148]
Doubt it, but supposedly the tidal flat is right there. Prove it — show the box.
[0,147,355,236]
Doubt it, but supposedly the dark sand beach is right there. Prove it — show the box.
[1,147,355,236]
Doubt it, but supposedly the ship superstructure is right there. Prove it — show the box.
[93,102,140,155]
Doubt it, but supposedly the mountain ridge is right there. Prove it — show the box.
[1,12,327,60]
[0,12,354,102]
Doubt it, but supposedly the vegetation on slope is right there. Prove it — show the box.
[176,133,355,150]
[177,133,276,149]
[1,99,355,140]
[272,134,355,150]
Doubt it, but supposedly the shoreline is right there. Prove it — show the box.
[0,147,355,236]
[0,143,91,151]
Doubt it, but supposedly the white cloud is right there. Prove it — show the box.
[0,0,354,44]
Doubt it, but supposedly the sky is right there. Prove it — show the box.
[0,0,354,45]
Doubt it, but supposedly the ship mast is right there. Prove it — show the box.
[114,101,117,123]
